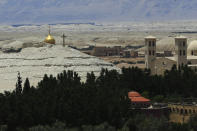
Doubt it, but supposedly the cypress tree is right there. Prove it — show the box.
[16,72,22,95]
[23,78,30,94]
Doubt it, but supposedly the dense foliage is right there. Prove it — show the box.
[0,66,197,130]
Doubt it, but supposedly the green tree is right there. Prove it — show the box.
[16,72,22,95]
[23,78,30,94]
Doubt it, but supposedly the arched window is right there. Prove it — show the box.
[185,109,188,115]
[149,41,151,47]
[180,109,183,114]
[152,41,155,47]
[149,50,151,55]
[183,50,186,56]
[152,50,155,56]
[180,50,182,56]
[177,108,179,113]
[183,41,186,47]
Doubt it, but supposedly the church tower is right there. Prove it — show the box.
[175,36,187,68]
[145,36,156,73]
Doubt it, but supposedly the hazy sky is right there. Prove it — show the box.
[0,0,197,24]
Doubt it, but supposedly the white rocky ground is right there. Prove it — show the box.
[0,45,119,92]
[0,21,197,91]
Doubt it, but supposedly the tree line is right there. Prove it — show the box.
[0,65,197,130]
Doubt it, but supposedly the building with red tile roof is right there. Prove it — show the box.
[128,91,151,108]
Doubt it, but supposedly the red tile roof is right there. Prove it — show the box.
[128,91,150,103]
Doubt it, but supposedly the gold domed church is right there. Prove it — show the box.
[44,26,55,44]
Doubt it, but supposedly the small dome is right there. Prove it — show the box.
[44,34,55,44]
[156,37,175,52]
[188,40,197,51]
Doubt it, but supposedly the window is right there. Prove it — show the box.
[180,50,182,56]
[177,108,179,113]
[152,41,155,47]
[152,50,155,56]
[149,50,151,55]
[149,41,151,47]
[183,42,185,46]
[185,109,188,115]
[183,50,186,56]
[180,109,183,114]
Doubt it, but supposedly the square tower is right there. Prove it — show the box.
[145,36,156,73]
[175,36,187,68]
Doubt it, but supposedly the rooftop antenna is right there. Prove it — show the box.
[48,25,51,35]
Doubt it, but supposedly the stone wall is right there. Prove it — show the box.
[169,104,197,123]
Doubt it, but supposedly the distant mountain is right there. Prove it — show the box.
[0,0,197,24]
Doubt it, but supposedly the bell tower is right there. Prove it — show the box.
[145,36,156,74]
[175,36,187,68]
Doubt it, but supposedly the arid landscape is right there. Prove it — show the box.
[0,21,197,90]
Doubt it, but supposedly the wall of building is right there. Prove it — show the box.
[154,58,176,75]
[169,104,197,123]
[175,37,187,67]
[92,46,122,56]
[145,38,156,73]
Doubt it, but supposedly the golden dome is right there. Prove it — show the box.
[44,25,55,44]
[44,34,55,44]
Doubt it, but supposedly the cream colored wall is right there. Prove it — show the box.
[188,59,197,64]
[145,38,156,70]
[169,113,190,123]
[169,104,197,123]
[154,57,176,75]
[154,58,176,75]
[188,50,197,56]
[175,38,187,67]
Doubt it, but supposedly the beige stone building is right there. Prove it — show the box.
[92,46,122,56]
[145,36,197,75]
[169,104,197,123]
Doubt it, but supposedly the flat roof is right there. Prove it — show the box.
[175,36,187,39]
[145,36,156,39]
[187,56,197,60]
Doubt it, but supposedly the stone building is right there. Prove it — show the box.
[92,46,122,56]
[128,91,169,118]
[128,91,151,109]
[145,36,197,75]
[169,103,197,123]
